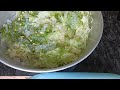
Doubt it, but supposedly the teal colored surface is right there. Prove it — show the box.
[31,72,120,79]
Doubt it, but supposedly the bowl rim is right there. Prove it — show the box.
[0,11,104,73]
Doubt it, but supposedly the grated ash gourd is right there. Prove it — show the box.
[0,11,93,69]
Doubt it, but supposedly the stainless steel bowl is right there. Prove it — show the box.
[0,11,103,73]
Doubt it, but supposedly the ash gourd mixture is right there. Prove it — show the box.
[0,11,93,69]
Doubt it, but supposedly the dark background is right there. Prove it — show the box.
[0,11,120,76]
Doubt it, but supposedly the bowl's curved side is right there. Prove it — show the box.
[0,11,16,28]
[0,11,104,73]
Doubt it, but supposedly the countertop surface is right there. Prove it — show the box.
[0,11,120,76]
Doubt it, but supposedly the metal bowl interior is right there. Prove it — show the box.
[0,11,103,73]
